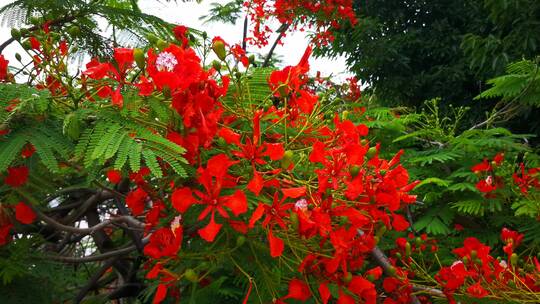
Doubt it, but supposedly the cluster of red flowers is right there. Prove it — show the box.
[75,30,419,302]
[1,166,37,245]
[471,153,540,196]
[243,0,357,47]
[435,228,539,303]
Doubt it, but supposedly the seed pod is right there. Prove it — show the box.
[212,39,226,61]
[415,237,422,247]
[183,269,198,283]
[248,54,255,65]
[342,110,349,120]
[133,48,145,70]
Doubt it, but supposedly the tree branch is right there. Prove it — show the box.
[262,23,290,67]
[42,236,149,263]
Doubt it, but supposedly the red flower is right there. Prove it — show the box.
[113,48,134,70]
[249,192,293,257]
[20,143,36,158]
[144,226,183,259]
[29,37,41,50]
[348,276,377,304]
[125,187,148,216]
[471,159,491,173]
[15,202,36,224]
[391,213,409,231]
[173,25,189,47]
[0,54,8,80]
[476,175,497,193]
[171,154,247,242]
[466,281,488,298]
[4,166,29,187]
[501,227,524,256]
[107,169,122,184]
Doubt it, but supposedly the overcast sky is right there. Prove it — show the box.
[0,0,351,79]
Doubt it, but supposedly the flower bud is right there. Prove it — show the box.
[211,60,221,71]
[15,53,22,62]
[10,28,21,40]
[147,33,158,44]
[156,39,168,51]
[349,165,360,178]
[510,253,518,267]
[236,235,246,247]
[405,242,412,257]
[366,146,377,159]
[342,110,349,120]
[281,150,294,169]
[212,39,227,61]
[68,26,81,37]
[183,269,198,283]
[133,48,145,70]
[343,272,353,283]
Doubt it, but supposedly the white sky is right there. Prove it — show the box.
[0,0,351,79]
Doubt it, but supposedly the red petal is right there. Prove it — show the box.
[391,214,409,232]
[153,284,167,304]
[223,190,248,216]
[171,187,196,213]
[206,154,237,178]
[198,213,222,242]
[125,188,148,216]
[15,202,36,224]
[282,186,306,198]
[319,283,331,304]
[247,171,264,196]
[268,230,284,258]
[285,278,311,301]
[263,143,285,160]
[218,127,241,145]
[248,203,266,228]
[348,276,375,296]
[337,291,355,304]
[228,219,248,234]
[309,141,326,163]
[112,86,124,108]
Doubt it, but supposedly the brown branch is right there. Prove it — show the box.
[32,204,145,235]
[42,236,149,263]
[74,257,119,303]
[262,23,290,67]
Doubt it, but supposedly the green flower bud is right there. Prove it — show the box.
[68,26,81,37]
[343,272,353,283]
[10,28,21,40]
[366,146,377,159]
[236,235,246,247]
[133,48,145,70]
[183,269,198,283]
[211,60,221,71]
[281,150,294,169]
[212,39,227,61]
[349,165,360,178]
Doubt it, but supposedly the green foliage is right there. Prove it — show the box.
[478,59,540,107]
